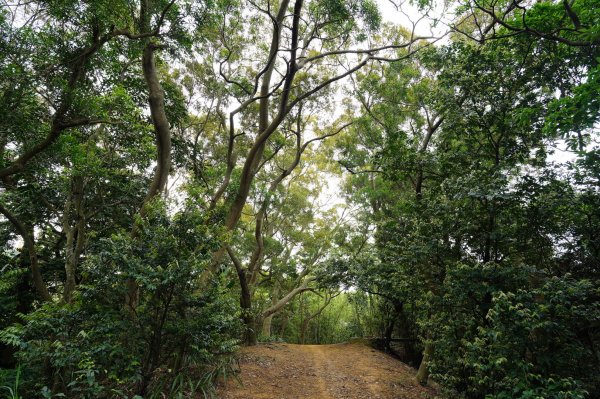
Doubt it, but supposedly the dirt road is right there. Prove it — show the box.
[216,342,441,399]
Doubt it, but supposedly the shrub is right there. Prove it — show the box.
[425,263,599,398]
[0,203,241,398]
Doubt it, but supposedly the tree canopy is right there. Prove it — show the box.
[0,0,599,398]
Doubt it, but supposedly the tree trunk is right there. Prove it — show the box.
[138,42,172,209]
[125,35,172,311]
[300,306,310,344]
[416,342,433,385]
[261,283,280,339]
[279,312,289,336]
[384,319,395,352]
[226,246,258,345]
[239,270,256,345]
[262,314,273,338]
[241,293,257,346]
[63,175,85,303]
[0,204,51,301]
[221,0,301,235]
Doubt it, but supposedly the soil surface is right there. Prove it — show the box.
[216,342,442,399]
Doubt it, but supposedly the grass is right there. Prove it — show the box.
[146,355,241,399]
[0,365,21,399]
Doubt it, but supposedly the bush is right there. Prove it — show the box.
[0,203,241,398]
[425,263,599,398]
[467,277,599,398]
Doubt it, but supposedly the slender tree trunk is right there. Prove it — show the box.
[215,0,291,237]
[299,293,334,344]
[0,204,51,301]
[353,300,363,336]
[384,319,395,352]
[261,314,273,338]
[261,284,281,338]
[316,311,321,344]
[298,292,304,344]
[63,175,86,303]
[241,287,257,346]
[138,42,172,208]
[125,21,172,310]
[300,301,310,344]
[248,0,291,176]
[300,323,307,345]
[416,342,433,385]
[226,246,258,345]
[279,312,289,336]
[220,0,301,236]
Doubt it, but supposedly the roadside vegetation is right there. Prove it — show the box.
[1,0,599,397]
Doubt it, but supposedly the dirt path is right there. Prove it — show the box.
[216,342,441,399]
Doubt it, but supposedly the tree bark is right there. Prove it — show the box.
[240,278,257,345]
[63,175,86,303]
[226,245,257,345]
[416,342,433,385]
[384,319,395,352]
[139,44,172,210]
[279,311,289,336]
[261,278,314,320]
[125,32,172,310]
[0,204,51,301]
[261,283,281,338]
[261,314,273,338]
[222,0,303,234]
[250,0,291,174]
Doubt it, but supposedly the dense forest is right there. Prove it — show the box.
[1,0,599,397]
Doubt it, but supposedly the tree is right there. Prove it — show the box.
[332,9,600,394]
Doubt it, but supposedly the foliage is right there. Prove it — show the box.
[1,203,240,398]
[465,277,599,399]
[276,292,380,344]
[0,365,21,399]
[331,6,600,397]
[2,0,600,398]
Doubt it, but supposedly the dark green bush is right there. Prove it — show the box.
[1,203,241,398]
[425,264,599,398]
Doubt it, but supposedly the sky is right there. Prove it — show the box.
[377,0,452,36]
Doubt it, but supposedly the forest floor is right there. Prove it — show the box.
[216,341,442,399]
